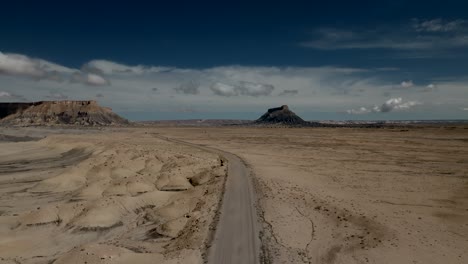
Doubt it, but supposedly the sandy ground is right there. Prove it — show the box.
[1,126,467,264]
[155,126,468,264]
[0,129,227,264]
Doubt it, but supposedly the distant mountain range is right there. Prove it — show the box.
[1,101,465,127]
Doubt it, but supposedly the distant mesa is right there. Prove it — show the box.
[0,100,129,126]
[255,105,314,126]
[255,105,391,128]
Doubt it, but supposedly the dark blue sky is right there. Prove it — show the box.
[1,0,467,120]
[1,0,466,69]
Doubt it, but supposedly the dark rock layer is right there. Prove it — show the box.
[255,105,311,126]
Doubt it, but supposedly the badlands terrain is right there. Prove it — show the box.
[0,124,467,264]
[0,128,226,264]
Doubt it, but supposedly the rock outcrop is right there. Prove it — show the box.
[255,105,311,126]
[0,100,129,126]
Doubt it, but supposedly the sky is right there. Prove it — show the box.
[1,0,468,120]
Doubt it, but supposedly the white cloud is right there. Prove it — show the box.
[84,60,171,75]
[2,52,466,119]
[87,73,110,86]
[413,19,467,32]
[0,52,45,78]
[302,19,468,51]
[174,80,200,95]
[210,82,238,96]
[71,72,110,86]
[380,97,420,112]
[0,90,27,101]
[0,52,78,83]
[346,107,372,114]
[0,91,12,98]
[401,80,414,88]
[347,97,421,114]
[421,83,437,92]
[238,81,274,96]
[0,51,111,87]
[38,59,75,73]
[303,36,433,50]
[209,81,274,97]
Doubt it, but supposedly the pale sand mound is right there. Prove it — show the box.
[0,130,226,264]
[127,181,155,196]
[145,199,198,224]
[156,216,191,238]
[103,182,129,197]
[29,169,87,193]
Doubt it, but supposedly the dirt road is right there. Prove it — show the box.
[156,135,261,264]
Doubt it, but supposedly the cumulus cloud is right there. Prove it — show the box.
[380,97,420,112]
[238,82,274,96]
[39,59,75,73]
[210,82,238,96]
[0,52,77,83]
[71,72,110,86]
[0,52,46,78]
[210,81,274,97]
[278,89,299,96]
[400,80,414,88]
[174,80,200,95]
[347,97,421,114]
[87,73,110,86]
[4,52,462,119]
[0,51,111,86]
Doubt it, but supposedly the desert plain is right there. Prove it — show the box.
[0,125,467,264]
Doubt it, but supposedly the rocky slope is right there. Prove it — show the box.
[255,105,315,126]
[0,100,129,126]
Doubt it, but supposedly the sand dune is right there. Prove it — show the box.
[0,130,226,264]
